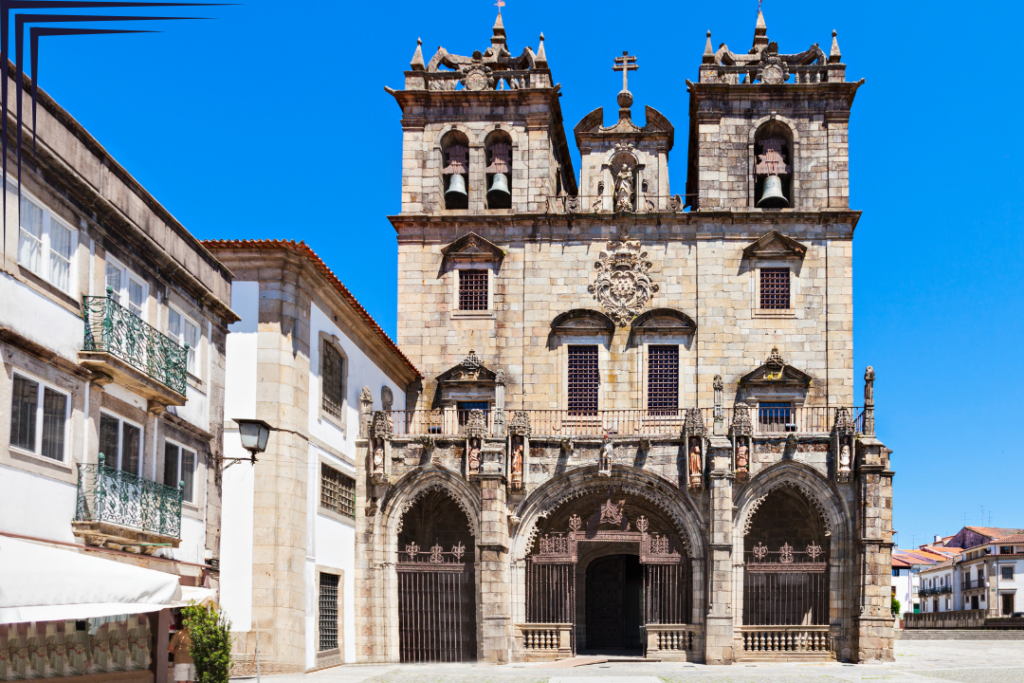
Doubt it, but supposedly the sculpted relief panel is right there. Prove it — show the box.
[588,235,659,326]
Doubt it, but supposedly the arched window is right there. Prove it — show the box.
[484,130,513,210]
[753,122,794,208]
[441,130,469,210]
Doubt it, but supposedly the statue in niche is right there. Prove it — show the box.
[614,163,633,212]
[599,432,613,477]
[372,440,386,483]
[736,444,749,472]
[510,437,524,489]
[839,444,852,474]
[467,438,481,475]
[688,439,703,487]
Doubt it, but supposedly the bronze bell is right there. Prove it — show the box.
[757,175,789,208]
[486,172,511,208]
[445,174,468,209]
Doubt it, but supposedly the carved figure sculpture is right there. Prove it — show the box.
[688,440,703,486]
[599,434,613,477]
[468,438,481,475]
[839,444,852,473]
[614,163,633,212]
[372,440,386,483]
[510,437,524,489]
[737,444,749,471]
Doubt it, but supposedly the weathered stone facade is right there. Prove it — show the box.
[356,11,894,666]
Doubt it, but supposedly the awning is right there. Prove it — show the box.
[0,536,183,624]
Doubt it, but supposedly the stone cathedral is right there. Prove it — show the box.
[354,9,894,665]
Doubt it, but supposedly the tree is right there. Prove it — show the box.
[891,597,901,617]
[181,603,232,683]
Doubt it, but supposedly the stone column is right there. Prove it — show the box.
[476,473,510,664]
[704,436,734,665]
[852,436,894,662]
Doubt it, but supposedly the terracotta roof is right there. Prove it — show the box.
[893,550,944,565]
[920,546,960,557]
[202,239,421,379]
[993,534,1024,544]
[892,557,912,569]
[966,526,1024,539]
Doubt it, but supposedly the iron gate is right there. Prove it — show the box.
[397,543,475,662]
[643,563,691,625]
[743,542,829,625]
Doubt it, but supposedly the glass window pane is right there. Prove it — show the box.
[40,388,68,461]
[20,196,42,239]
[181,450,195,503]
[128,278,144,317]
[11,375,39,451]
[105,262,122,297]
[163,442,179,489]
[48,221,73,291]
[168,309,181,339]
[121,423,141,475]
[99,414,120,468]
[184,320,199,374]
[18,227,41,273]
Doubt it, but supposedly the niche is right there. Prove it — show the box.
[441,130,469,210]
[484,130,513,209]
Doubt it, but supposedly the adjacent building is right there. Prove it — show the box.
[356,10,894,665]
[0,66,236,679]
[916,527,1024,616]
[205,240,421,674]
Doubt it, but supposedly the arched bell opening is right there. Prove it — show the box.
[753,121,793,209]
[396,489,477,662]
[524,488,694,656]
[441,130,470,210]
[742,487,830,627]
[484,130,513,210]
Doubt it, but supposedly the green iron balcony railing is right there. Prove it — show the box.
[75,455,183,539]
[82,289,188,396]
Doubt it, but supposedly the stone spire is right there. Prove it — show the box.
[752,9,769,52]
[491,9,507,52]
[410,37,425,71]
[829,29,842,63]
[535,32,548,68]
[703,30,715,64]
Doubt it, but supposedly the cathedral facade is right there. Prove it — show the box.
[355,10,894,665]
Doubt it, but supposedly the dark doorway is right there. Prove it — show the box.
[971,595,979,611]
[1003,593,1014,615]
[585,555,643,651]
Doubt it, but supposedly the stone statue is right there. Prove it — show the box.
[468,438,481,475]
[688,440,702,485]
[614,163,633,212]
[737,444,749,471]
[839,444,851,473]
[599,433,613,477]
[372,440,385,482]
[511,438,524,489]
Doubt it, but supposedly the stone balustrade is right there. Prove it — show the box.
[738,625,833,659]
[646,624,700,661]
[514,623,572,661]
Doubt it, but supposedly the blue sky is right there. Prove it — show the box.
[19,0,1024,549]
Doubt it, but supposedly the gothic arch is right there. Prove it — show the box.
[510,466,705,562]
[734,461,849,544]
[381,466,482,539]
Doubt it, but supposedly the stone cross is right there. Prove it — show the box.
[494,0,504,9]
[613,51,638,91]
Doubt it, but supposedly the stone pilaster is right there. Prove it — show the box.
[704,436,734,665]
[477,474,510,663]
[852,437,894,662]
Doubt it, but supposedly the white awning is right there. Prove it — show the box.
[0,536,183,624]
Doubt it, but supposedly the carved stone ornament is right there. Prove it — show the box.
[461,65,494,91]
[372,411,393,439]
[465,409,488,438]
[766,346,785,372]
[588,236,659,326]
[509,410,531,437]
[731,403,753,437]
[833,407,854,436]
[684,407,707,437]
[598,495,626,526]
[360,386,373,404]
[461,350,482,374]
[381,386,394,412]
[757,47,790,85]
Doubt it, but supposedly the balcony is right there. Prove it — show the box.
[962,579,985,591]
[72,459,183,554]
[382,407,863,439]
[80,292,187,407]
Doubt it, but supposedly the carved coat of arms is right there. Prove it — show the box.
[588,237,659,326]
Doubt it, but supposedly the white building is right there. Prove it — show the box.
[206,240,421,674]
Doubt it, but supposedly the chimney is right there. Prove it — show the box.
[934,535,942,545]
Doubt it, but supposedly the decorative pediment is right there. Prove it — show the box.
[739,346,813,387]
[742,231,807,261]
[440,232,504,264]
[573,106,675,147]
[435,350,499,385]
[550,309,615,337]
[630,308,696,336]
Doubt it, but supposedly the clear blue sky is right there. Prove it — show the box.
[21,0,1023,550]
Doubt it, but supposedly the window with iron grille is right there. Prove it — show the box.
[567,345,599,415]
[458,269,488,311]
[318,572,339,652]
[322,341,345,419]
[647,346,679,413]
[758,402,792,427]
[759,268,791,309]
[320,464,355,519]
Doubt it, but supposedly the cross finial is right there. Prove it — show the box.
[494,0,505,11]
[612,51,638,92]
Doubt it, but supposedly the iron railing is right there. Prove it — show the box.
[75,457,183,539]
[82,291,188,396]
[382,407,863,438]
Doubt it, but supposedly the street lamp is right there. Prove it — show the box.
[229,418,274,465]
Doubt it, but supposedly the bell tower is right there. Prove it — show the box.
[684,11,862,211]
[386,11,577,215]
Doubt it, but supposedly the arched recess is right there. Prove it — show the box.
[378,468,482,662]
[510,467,707,643]
[748,115,800,209]
[732,462,853,654]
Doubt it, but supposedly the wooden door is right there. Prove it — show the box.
[586,556,625,649]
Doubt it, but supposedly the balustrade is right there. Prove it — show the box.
[515,623,573,661]
[739,626,832,656]
[646,624,699,659]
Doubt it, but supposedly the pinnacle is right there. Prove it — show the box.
[755,9,766,31]
[703,29,715,64]
[410,37,425,71]
[535,32,548,66]
[829,29,842,63]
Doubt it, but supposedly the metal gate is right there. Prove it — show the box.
[743,542,828,625]
[643,563,691,625]
[397,543,475,662]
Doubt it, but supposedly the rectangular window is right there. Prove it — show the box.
[10,373,69,461]
[105,258,147,321]
[169,307,200,375]
[98,412,142,475]
[184,319,199,374]
[759,267,791,310]
[320,464,355,519]
[322,342,345,420]
[17,193,76,292]
[458,269,488,311]
[567,345,599,416]
[1001,546,1013,555]
[647,345,679,413]
[318,572,340,652]
[758,402,793,431]
[1002,566,1014,580]
[164,442,197,503]
[457,401,489,426]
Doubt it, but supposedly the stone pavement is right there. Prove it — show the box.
[234,641,1024,683]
